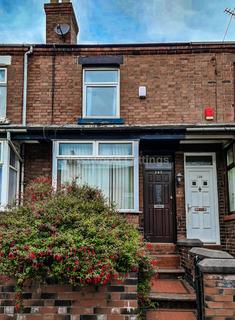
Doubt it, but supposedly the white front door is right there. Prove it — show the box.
[185,154,220,244]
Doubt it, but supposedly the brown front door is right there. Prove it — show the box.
[144,170,174,242]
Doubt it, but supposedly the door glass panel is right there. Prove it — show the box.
[186,156,213,166]
[155,185,162,204]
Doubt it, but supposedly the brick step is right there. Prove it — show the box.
[151,254,180,268]
[146,309,197,320]
[157,267,185,279]
[145,243,177,254]
[149,278,196,309]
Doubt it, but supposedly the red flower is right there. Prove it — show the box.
[24,245,29,251]
[146,243,153,250]
[8,252,14,260]
[151,259,158,267]
[54,254,63,262]
[15,303,20,312]
[28,252,36,260]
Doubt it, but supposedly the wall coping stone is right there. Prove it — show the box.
[198,258,235,273]
[190,247,233,259]
[177,239,203,247]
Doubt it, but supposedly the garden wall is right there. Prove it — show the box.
[0,273,138,320]
[198,259,235,319]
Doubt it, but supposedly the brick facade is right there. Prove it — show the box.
[0,0,235,259]
[0,273,138,320]
[1,48,235,126]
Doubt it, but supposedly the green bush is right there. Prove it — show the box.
[0,177,151,290]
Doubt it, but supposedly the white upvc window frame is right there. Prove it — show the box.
[52,140,139,213]
[82,68,120,119]
[0,140,20,210]
[0,68,7,120]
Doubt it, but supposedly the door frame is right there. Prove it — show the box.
[143,156,176,243]
[184,152,220,245]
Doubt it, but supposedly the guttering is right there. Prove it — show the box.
[22,46,33,126]
[186,126,235,132]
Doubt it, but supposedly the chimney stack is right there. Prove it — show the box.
[44,0,79,44]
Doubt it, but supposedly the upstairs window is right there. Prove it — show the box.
[83,69,120,118]
[0,68,7,119]
[227,144,235,213]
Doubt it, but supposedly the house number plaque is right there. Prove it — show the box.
[154,204,164,209]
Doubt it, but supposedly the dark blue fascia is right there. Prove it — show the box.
[77,118,124,125]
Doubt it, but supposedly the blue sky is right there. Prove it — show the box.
[1,0,235,44]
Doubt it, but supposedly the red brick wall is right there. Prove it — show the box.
[0,53,24,124]
[24,142,52,187]
[175,152,186,241]
[2,47,235,126]
[0,273,138,320]
[203,273,235,319]
[224,221,235,257]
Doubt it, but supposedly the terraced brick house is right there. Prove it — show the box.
[1,1,235,318]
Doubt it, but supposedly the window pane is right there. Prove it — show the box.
[8,168,17,205]
[59,143,93,156]
[86,87,117,117]
[99,143,132,156]
[0,86,6,118]
[0,70,5,83]
[227,147,234,166]
[85,70,118,83]
[57,159,134,210]
[10,148,17,168]
[228,167,235,212]
[186,156,213,166]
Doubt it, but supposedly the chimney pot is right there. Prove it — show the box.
[62,0,70,3]
[50,0,59,3]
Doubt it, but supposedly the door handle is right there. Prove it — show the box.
[187,203,192,212]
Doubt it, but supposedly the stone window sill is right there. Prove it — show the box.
[77,118,124,125]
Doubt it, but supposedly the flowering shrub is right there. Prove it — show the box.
[0,178,152,293]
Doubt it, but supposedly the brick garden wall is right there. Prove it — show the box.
[202,273,235,319]
[0,273,138,320]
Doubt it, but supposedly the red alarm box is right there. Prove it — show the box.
[204,107,214,120]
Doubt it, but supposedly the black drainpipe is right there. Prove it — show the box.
[194,255,204,320]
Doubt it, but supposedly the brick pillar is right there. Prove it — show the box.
[198,257,235,319]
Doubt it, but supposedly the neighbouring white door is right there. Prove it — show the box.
[185,154,220,244]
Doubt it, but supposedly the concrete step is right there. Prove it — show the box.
[146,309,197,320]
[146,242,177,254]
[151,254,181,268]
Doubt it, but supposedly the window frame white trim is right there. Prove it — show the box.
[0,140,20,210]
[52,140,139,213]
[0,68,7,84]
[82,68,120,119]
[0,68,7,120]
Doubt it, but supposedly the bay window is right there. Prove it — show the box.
[53,141,139,212]
[227,144,235,213]
[0,141,20,209]
[83,69,120,118]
